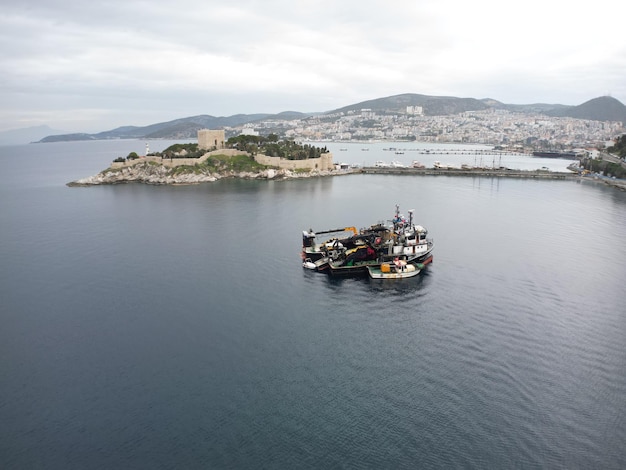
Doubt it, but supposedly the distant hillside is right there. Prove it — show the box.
[329,93,491,116]
[328,93,601,117]
[37,112,310,143]
[544,96,626,122]
[34,94,626,143]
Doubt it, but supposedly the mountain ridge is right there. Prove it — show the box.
[31,94,626,143]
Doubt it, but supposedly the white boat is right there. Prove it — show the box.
[390,160,406,168]
[302,258,317,270]
[367,255,433,279]
[433,161,458,170]
[385,205,434,263]
[374,161,389,168]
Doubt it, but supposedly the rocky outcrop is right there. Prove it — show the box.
[67,161,345,186]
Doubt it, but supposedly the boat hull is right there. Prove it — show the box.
[328,259,380,276]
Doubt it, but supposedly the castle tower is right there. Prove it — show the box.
[198,129,225,150]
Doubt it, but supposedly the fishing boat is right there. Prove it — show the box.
[367,255,433,279]
[301,226,357,262]
[385,205,434,263]
[327,243,381,276]
[302,205,434,276]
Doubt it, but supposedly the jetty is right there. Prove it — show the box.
[361,167,578,179]
[382,147,529,156]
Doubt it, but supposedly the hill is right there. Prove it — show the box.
[329,93,491,115]
[38,112,310,143]
[327,93,621,119]
[34,94,626,143]
[544,96,626,122]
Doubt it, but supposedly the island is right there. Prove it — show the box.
[68,130,344,186]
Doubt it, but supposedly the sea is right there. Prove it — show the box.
[1,140,625,469]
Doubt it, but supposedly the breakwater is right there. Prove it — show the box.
[361,167,578,179]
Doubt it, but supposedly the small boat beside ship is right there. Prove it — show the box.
[367,255,433,279]
[301,205,434,278]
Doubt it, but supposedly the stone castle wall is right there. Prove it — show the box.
[254,153,334,171]
[110,149,248,169]
[110,149,334,172]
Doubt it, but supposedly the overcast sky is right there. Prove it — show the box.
[2,0,625,132]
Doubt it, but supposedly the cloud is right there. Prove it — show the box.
[1,0,625,131]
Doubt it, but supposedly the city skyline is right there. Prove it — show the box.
[2,0,625,133]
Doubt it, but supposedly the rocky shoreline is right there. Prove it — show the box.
[67,161,626,191]
[67,161,347,186]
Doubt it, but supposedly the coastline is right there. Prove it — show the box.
[67,161,352,186]
[67,161,626,191]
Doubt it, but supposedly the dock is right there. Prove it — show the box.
[360,167,578,179]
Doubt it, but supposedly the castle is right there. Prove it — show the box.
[198,129,334,171]
[110,129,333,172]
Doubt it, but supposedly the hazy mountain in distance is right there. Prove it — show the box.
[37,112,311,143]
[0,125,66,145]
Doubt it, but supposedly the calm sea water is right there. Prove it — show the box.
[1,141,625,469]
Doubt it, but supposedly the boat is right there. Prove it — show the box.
[302,205,434,277]
[433,160,459,170]
[412,161,425,169]
[327,243,382,276]
[302,258,317,270]
[367,255,433,279]
[374,161,389,168]
[385,205,434,263]
[302,256,332,271]
[301,226,358,262]
[390,160,406,168]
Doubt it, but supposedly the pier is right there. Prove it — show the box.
[382,148,529,156]
[361,167,578,179]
